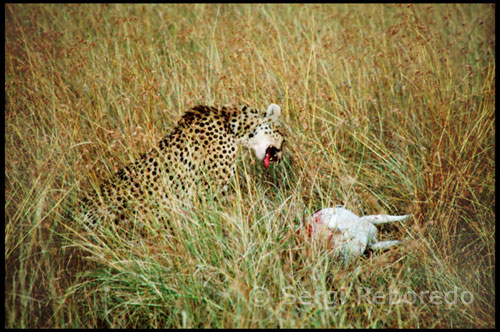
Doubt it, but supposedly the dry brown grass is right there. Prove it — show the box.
[5,4,495,328]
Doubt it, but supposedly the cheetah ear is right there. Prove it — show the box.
[265,103,281,120]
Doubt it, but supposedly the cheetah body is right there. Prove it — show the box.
[79,103,285,225]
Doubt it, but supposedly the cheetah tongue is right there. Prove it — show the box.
[263,150,271,168]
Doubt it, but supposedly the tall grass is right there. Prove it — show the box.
[5,4,495,328]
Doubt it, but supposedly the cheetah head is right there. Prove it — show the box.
[247,103,286,168]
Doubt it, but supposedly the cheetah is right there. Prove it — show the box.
[78,103,286,226]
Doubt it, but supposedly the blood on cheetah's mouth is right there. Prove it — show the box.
[263,146,280,168]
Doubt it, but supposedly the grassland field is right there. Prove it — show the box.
[4,3,495,328]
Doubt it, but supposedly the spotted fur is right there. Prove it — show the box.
[78,103,286,226]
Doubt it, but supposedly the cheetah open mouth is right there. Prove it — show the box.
[263,145,280,168]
